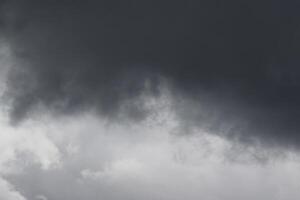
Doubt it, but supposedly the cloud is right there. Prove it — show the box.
[4,108,300,200]
[0,2,300,197]
[0,178,26,200]
[0,105,60,200]
[35,195,47,200]
[0,89,299,200]
[1,0,300,149]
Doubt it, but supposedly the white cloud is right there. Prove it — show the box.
[0,85,300,200]
[0,178,26,200]
[35,194,48,200]
[0,113,61,200]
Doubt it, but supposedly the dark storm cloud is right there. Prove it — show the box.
[2,0,300,148]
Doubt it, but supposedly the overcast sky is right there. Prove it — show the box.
[0,0,300,199]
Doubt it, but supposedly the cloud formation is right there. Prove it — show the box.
[0,75,300,200]
[2,0,300,149]
[4,109,300,200]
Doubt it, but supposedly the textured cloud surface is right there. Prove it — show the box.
[1,0,300,200]
[1,0,300,148]
[2,106,300,200]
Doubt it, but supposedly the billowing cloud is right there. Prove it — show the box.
[0,81,299,200]
[0,1,300,200]
[4,106,300,200]
[0,179,26,200]
[1,0,300,149]
[0,108,60,200]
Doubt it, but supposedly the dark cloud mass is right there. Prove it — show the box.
[2,0,300,148]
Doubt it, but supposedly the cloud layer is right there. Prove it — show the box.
[3,106,300,200]
[1,2,300,199]
[1,0,300,149]
[1,71,300,200]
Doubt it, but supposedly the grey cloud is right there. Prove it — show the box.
[4,114,300,200]
[2,0,300,148]
[0,101,299,200]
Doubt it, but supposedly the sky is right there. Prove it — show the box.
[0,0,300,199]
